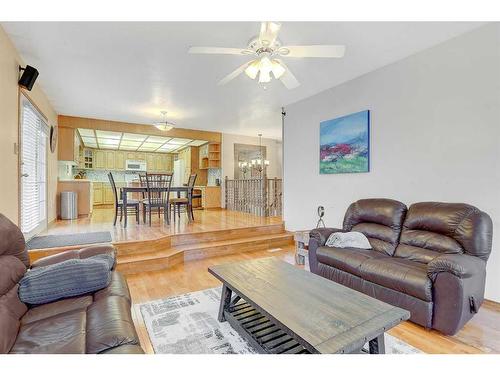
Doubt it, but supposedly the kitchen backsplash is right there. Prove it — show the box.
[73,169,140,182]
[71,167,223,186]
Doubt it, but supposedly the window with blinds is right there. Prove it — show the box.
[20,95,48,239]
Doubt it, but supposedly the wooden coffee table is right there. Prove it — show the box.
[208,257,410,354]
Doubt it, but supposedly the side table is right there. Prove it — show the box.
[294,231,310,267]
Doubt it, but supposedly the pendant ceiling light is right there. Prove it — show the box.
[153,111,175,131]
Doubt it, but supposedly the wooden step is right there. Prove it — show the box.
[116,232,294,275]
[113,223,286,257]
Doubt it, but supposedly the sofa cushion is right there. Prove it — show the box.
[10,310,87,354]
[316,246,389,278]
[396,202,493,262]
[94,271,132,304]
[30,244,116,269]
[21,296,93,325]
[342,199,407,256]
[359,258,432,302]
[86,296,140,354]
[19,257,112,305]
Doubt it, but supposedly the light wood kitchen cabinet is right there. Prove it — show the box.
[115,151,125,170]
[58,127,81,163]
[94,150,105,169]
[93,182,103,204]
[146,154,155,172]
[105,151,115,170]
[154,154,163,172]
[104,185,115,204]
[126,152,136,160]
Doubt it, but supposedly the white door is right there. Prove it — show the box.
[20,95,48,240]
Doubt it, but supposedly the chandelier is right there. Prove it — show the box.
[250,134,270,173]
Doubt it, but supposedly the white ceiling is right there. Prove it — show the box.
[3,22,484,139]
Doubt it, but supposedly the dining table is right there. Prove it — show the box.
[120,185,190,227]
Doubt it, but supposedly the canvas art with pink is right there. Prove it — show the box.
[320,110,370,174]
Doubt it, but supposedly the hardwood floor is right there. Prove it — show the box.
[44,207,284,242]
[128,246,500,355]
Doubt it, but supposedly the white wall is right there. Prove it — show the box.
[283,24,500,302]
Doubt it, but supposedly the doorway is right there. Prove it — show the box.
[19,94,48,240]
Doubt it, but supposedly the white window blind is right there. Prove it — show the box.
[20,96,48,239]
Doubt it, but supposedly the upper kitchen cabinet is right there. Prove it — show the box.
[58,127,81,163]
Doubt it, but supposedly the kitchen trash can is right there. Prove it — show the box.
[60,191,78,220]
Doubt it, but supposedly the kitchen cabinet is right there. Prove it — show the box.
[104,185,115,204]
[93,182,103,204]
[94,150,105,169]
[146,154,155,172]
[105,151,115,170]
[58,127,81,164]
[115,151,125,170]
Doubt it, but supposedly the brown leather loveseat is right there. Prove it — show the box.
[309,199,492,335]
[0,213,144,354]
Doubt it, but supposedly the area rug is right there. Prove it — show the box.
[139,287,422,354]
[26,231,112,250]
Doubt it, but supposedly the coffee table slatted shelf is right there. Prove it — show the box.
[225,300,310,354]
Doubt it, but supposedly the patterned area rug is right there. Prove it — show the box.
[139,287,422,354]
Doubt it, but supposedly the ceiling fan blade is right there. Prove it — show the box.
[188,46,254,55]
[279,45,346,58]
[276,60,300,89]
[218,61,252,86]
[259,21,281,47]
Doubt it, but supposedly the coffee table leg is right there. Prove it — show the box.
[218,284,232,322]
[368,334,386,354]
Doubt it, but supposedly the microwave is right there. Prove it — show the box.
[125,160,147,172]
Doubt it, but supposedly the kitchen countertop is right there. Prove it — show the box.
[58,179,92,183]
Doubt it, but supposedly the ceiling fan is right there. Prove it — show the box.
[188,22,346,89]
[153,111,175,131]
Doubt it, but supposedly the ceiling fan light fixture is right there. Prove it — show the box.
[258,69,271,83]
[271,60,286,79]
[244,60,260,79]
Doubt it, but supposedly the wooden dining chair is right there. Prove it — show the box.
[108,172,140,226]
[170,173,197,222]
[143,172,173,226]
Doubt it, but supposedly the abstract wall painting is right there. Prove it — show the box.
[319,110,370,174]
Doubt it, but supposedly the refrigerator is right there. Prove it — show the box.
[173,159,185,186]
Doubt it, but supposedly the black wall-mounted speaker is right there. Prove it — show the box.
[18,65,39,91]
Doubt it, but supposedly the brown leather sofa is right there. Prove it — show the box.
[309,199,493,335]
[0,213,144,354]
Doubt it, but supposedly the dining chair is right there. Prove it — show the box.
[143,172,173,226]
[170,173,197,222]
[108,172,140,226]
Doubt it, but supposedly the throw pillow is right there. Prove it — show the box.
[325,231,372,249]
[18,256,112,305]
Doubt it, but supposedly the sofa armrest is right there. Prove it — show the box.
[427,254,486,282]
[31,245,116,269]
[428,254,487,335]
[308,228,343,274]
[309,227,344,248]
